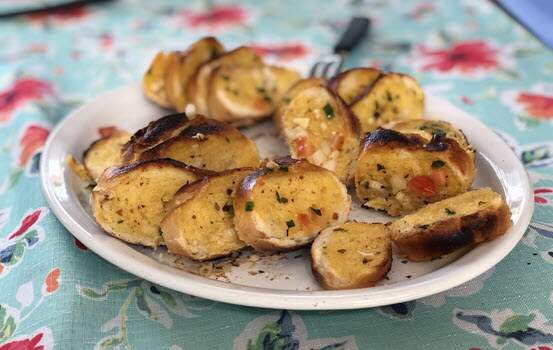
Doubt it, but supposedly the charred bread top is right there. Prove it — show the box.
[328,67,382,105]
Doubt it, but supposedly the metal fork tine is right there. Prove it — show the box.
[309,61,322,78]
[320,61,333,79]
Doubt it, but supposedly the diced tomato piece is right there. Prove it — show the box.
[430,169,447,187]
[330,133,344,150]
[297,213,310,230]
[293,136,314,157]
[408,176,437,197]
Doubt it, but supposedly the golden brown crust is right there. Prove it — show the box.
[101,158,211,182]
[83,131,130,180]
[327,67,382,105]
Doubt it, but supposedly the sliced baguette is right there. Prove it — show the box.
[280,86,360,182]
[91,159,208,247]
[83,131,130,181]
[188,46,263,115]
[139,116,261,171]
[161,168,252,261]
[164,37,225,112]
[142,51,174,108]
[328,67,381,105]
[263,65,302,102]
[121,113,189,164]
[233,157,351,251]
[355,127,475,216]
[351,73,425,134]
[389,187,512,261]
[311,221,392,290]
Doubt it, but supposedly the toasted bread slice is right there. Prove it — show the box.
[263,65,302,102]
[386,119,474,154]
[188,46,263,115]
[280,86,360,182]
[121,113,189,164]
[83,131,130,181]
[165,37,225,112]
[233,158,350,251]
[161,168,252,261]
[139,116,261,170]
[143,52,174,108]
[355,128,476,216]
[91,159,208,247]
[390,188,512,261]
[207,65,275,125]
[273,77,326,131]
[351,73,425,134]
[328,67,381,105]
[311,221,392,290]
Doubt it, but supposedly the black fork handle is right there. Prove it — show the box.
[334,17,371,54]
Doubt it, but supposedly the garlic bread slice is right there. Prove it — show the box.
[188,46,263,115]
[328,67,381,105]
[355,128,476,216]
[233,158,351,251]
[91,159,208,247]
[140,116,261,171]
[280,86,360,182]
[263,65,302,102]
[143,51,174,108]
[83,130,130,181]
[121,113,189,164]
[161,168,252,261]
[165,37,225,112]
[351,73,425,134]
[311,221,392,290]
[390,188,511,261]
[207,65,275,125]
[273,77,326,131]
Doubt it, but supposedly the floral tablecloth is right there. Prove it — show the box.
[1,0,552,349]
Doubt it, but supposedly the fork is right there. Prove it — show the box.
[309,17,371,79]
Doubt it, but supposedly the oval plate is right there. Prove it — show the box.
[40,84,533,310]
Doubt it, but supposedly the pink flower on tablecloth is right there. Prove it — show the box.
[248,43,309,60]
[534,188,553,205]
[178,5,247,29]
[418,40,499,73]
[0,333,44,350]
[8,209,41,240]
[26,5,90,23]
[516,93,553,120]
[18,125,49,168]
[0,78,53,124]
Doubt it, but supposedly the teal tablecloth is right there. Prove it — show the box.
[1,0,552,349]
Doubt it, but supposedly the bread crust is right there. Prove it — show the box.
[83,130,130,181]
[327,67,381,105]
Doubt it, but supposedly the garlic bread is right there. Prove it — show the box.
[91,159,208,247]
[188,46,263,115]
[355,128,476,216]
[143,51,174,108]
[280,86,360,182]
[273,77,326,131]
[351,73,425,134]
[390,188,511,261]
[233,158,351,251]
[164,37,225,112]
[83,131,130,181]
[263,65,302,102]
[311,221,392,290]
[121,113,189,164]
[139,116,261,171]
[328,67,381,105]
[161,168,252,261]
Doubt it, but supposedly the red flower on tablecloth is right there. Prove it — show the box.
[8,209,41,240]
[26,4,90,23]
[178,5,247,29]
[419,40,498,73]
[0,78,53,124]
[43,268,60,294]
[248,43,309,60]
[18,125,49,168]
[74,238,88,251]
[534,188,553,205]
[0,333,44,350]
[516,93,553,120]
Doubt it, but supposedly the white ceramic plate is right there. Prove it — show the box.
[40,84,533,310]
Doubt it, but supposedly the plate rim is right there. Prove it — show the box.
[40,84,534,310]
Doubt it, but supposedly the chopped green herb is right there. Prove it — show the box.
[286,220,295,228]
[377,164,385,171]
[225,136,231,143]
[276,191,289,204]
[282,97,291,103]
[256,86,266,93]
[417,224,429,229]
[222,203,234,215]
[221,75,230,81]
[386,90,392,102]
[310,207,322,216]
[432,160,445,168]
[445,208,455,215]
[323,103,334,119]
[363,180,370,189]
[245,201,255,211]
